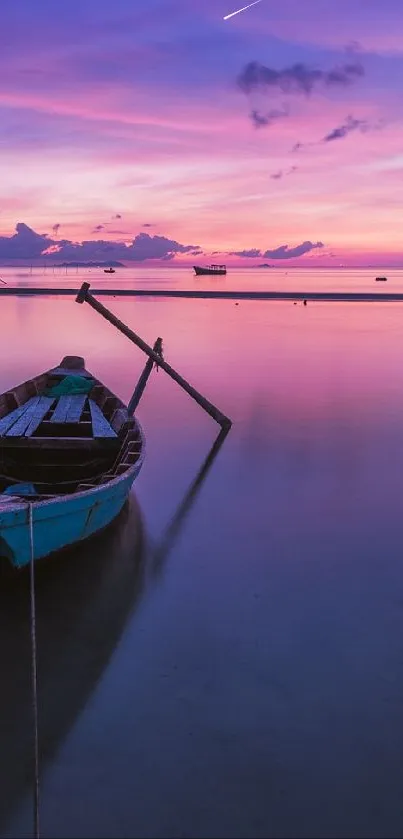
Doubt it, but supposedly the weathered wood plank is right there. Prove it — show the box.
[51,394,87,424]
[51,395,73,423]
[66,394,87,423]
[0,436,117,450]
[24,397,55,437]
[0,396,39,437]
[89,399,117,438]
[6,396,55,437]
[110,408,128,434]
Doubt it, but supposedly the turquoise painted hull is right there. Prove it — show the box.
[0,459,144,569]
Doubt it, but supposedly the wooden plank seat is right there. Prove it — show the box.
[0,394,117,441]
[0,396,39,437]
[89,399,117,438]
[51,394,87,424]
[6,396,55,437]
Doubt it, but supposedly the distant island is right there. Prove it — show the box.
[57,261,125,268]
[256,264,274,268]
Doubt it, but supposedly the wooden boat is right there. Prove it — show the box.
[375,276,387,282]
[104,267,116,273]
[193,264,227,276]
[0,356,145,569]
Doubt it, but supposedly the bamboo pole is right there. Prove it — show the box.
[128,337,163,415]
[76,283,231,431]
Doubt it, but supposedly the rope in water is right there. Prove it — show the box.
[28,503,40,838]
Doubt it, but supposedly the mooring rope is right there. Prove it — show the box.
[28,502,40,838]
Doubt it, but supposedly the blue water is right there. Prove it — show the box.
[1,280,403,838]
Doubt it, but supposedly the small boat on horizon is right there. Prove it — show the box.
[375,276,388,282]
[0,356,144,569]
[193,264,227,276]
[104,267,116,273]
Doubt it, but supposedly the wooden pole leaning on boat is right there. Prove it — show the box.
[76,282,231,431]
[128,337,163,415]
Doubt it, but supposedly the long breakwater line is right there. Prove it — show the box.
[1,287,403,302]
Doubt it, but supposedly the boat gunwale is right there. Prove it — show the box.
[0,360,146,513]
[0,418,145,515]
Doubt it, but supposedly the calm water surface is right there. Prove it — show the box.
[1,264,403,293]
[1,283,403,838]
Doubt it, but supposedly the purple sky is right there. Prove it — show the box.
[1,0,403,264]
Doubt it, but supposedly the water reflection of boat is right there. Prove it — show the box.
[0,497,145,833]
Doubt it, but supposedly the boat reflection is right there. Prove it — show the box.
[151,426,229,576]
[0,497,145,833]
[0,426,230,833]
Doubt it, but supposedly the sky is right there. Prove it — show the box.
[1,0,403,266]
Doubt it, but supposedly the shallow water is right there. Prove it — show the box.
[1,287,403,838]
[1,264,402,294]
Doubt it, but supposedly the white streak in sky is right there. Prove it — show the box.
[223,0,263,20]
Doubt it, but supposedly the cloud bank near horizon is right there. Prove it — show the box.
[0,223,202,262]
[0,224,327,264]
[231,241,324,259]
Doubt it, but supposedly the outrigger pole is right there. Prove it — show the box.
[76,283,232,432]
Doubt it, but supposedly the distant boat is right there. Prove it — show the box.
[104,267,116,274]
[375,276,387,282]
[193,264,227,276]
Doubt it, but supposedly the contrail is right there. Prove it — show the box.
[223,0,263,20]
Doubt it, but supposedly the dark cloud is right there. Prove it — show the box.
[270,166,297,180]
[143,223,155,228]
[344,40,362,54]
[250,105,288,129]
[323,114,368,142]
[0,223,200,263]
[126,234,200,262]
[263,241,324,259]
[92,224,105,233]
[229,239,323,260]
[230,248,262,258]
[293,115,379,151]
[0,223,50,259]
[238,61,364,96]
[112,213,122,219]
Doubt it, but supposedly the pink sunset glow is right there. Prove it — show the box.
[1,0,403,266]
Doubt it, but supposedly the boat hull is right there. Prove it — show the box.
[0,357,146,569]
[193,266,226,276]
[0,459,143,569]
